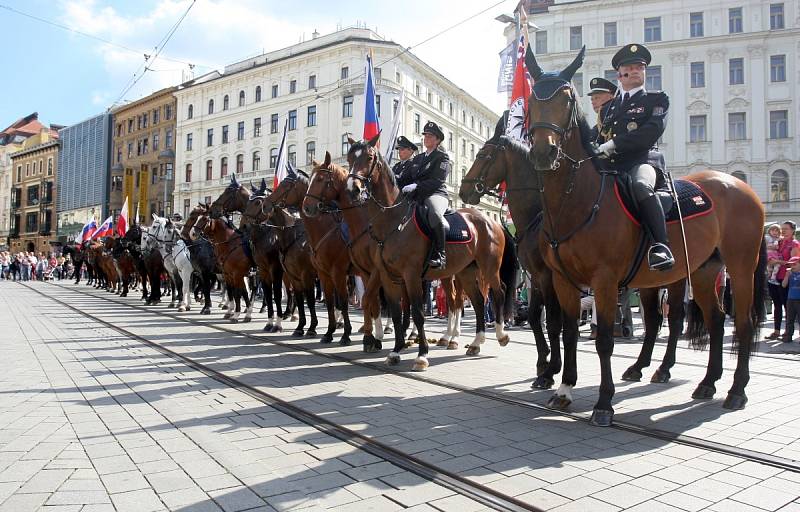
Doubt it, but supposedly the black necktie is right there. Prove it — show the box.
[623,92,630,104]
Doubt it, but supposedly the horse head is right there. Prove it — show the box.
[181,203,207,239]
[460,111,520,205]
[345,132,392,204]
[304,151,345,218]
[210,176,249,218]
[267,168,308,212]
[242,194,271,224]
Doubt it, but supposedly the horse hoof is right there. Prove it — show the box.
[536,365,549,377]
[178,306,186,312]
[384,326,393,334]
[723,393,747,410]
[320,334,333,344]
[223,314,231,320]
[446,341,458,350]
[531,376,555,390]
[168,303,176,309]
[465,345,480,356]
[120,292,127,297]
[200,308,211,315]
[436,338,449,347]
[650,369,671,384]
[339,336,352,346]
[589,409,614,427]
[229,318,238,324]
[292,329,304,337]
[385,352,401,365]
[621,367,643,382]
[692,384,716,400]
[242,317,252,323]
[264,324,274,332]
[259,307,266,314]
[412,357,429,372]
[546,395,571,411]
[497,334,510,347]
[305,330,317,337]
[271,325,282,333]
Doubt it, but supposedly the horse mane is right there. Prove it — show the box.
[347,140,397,189]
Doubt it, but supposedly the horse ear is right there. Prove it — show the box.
[492,112,508,141]
[347,135,357,146]
[151,213,158,221]
[367,130,381,148]
[311,159,319,168]
[324,151,331,167]
[559,45,586,81]
[525,44,544,81]
[260,178,267,193]
[231,173,239,186]
[250,180,257,193]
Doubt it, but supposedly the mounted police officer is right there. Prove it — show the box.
[596,43,674,271]
[392,135,417,177]
[397,121,451,270]
[587,77,617,141]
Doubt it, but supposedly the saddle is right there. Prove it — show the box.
[412,204,473,244]
[614,173,714,226]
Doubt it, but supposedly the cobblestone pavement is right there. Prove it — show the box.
[1,281,800,511]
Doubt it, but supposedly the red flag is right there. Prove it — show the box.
[363,53,380,142]
[116,196,130,237]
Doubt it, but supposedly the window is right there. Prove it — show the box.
[729,58,744,85]
[770,110,789,139]
[449,102,454,117]
[569,26,582,50]
[470,144,475,160]
[254,117,262,137]
[270,148,278,168]
[185,163,192,182]
[689,115,707,142]
[728,112,746,140]
[183,199,190,219]
[289,80,296,94]
[604,22,617,47]
[535,30,547,54]
[686,12,704,39]
[186,133,193,151]
[288,145,296,167]
[255,86,262,102]
[238,90,245,106]
[153,132,159,151]
[237,121,245,141]
[252,151,261,171]
[644,17,661,42]
[208,99,214,114]
[222,125,229,144]
[206,160,213,181]
[127,142,133,158]
[770,3,784,30]
[165,104,172,120]
[270,114,279,134]
[308,75,316,89]
[153,108,160,124]
[771,169,789,202]
[376,95,381,117]
[187,104,193,119]
[142,138,149,154]
[470,115,475,130]
[207,128,213,147]
[374,67,381,81]
[223,95,229,110]
[288,110,297,130]
[770,55,786,82]
[729,7,743,33]
[646,65,662,90]
[342,96,353,118]
[573,72,583,95]
[415,83,421,97]
[732,171,747,183]
[306,141,316,164]
[143,113,148,128]
[165,129,173,148]
[26,213,37,233]
[414,114,421,134]
[427,91,432,104]
[395,71,401,84]
[116,124,122,137]
[438,98,443,111]
[236,154,244,173]
[341,66,349,79]
[448,132,453,151]
[271,84,278,98]
[32,161,37,174]
[341,134,349,156]
[462,139,466,155]
[221,157,228,177]
[307,105,316,127]
[690,62,705,87]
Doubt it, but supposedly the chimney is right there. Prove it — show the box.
[312,29,319,39]
[40,127,49,144]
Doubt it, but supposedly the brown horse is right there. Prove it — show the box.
[461,114,689,390]
[523,48,766,426]
[346,133,518,371]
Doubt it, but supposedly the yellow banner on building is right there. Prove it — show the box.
[123,169,134,210]
[138,164,150,218]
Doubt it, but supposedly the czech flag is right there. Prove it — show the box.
[362,53,380,141]
[91,216,114,240]
[76,217,98,244]
[116,196,130,237]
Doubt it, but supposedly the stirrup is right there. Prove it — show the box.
[648,243,674,271]
[429,254,446,269]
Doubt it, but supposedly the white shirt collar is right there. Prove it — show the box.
[619,85,645,97]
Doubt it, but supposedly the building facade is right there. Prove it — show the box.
[56,113,113,243]
[9,130,59,254]
[110,87,177,223]
[173,27,501,220]
[512,0,799,222]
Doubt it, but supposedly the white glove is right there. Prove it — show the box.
[597,140,616,156]
[402,184,418,194]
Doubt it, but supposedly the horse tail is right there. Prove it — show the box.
[499,227,519,322]
[686,298,708,350]
[734,237,768,355]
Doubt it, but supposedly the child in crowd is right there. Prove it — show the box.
[766,223,782,284]
[781,256,800,343]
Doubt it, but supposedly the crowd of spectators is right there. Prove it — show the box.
[0,251,73,281]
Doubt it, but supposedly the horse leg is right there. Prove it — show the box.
[319,277,336,344]
[531,286,560,389]
[223,285,233,319]
[547,277,581,413]
[404,278,430,371]
[651,281,686,383]
[230,286,242,323]
[688,263,726,400]
[305,287,318,337]
[292,290,306,336]
[622,287,661,382]
[361,274,382,352]
[588,284,618,427]
[272,274,283,331]
[448,307,463,350]
[384,285,406,365]
[200,273,212,315]
[242,280,253,323]
[463,276,487,356]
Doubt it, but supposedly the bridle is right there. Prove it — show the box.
[347,145,406,211]
[211,187,244,218]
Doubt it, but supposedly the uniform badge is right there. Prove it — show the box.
[626,106,644,114]
[631,45,638,52]
[627,121,638,131]
[653,106,665,116]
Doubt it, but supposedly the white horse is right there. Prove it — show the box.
[144,215,195,312]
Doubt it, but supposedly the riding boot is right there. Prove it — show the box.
[429,223,447,270]
[639,194,675,271]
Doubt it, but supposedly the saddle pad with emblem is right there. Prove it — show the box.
[413,206,473,244]
[615,178,714,226]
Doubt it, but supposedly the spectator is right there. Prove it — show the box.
[434,280,447,319]
[0,252,8,279]
[782,256,800,343]
[765,223,782,284]
[767,221,800,339]
[20,253,31,281]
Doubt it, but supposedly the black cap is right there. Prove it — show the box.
[612,43,652,70]
[422,121,444,141]
[171,213,183,222]
[587,77,617,96]
[396,135,418,151]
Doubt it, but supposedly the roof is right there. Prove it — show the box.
[0,113,59,144]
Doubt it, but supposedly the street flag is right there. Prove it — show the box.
[383,89,405,165]
[76,216,98,244]
[116,196,130,237]
[363,53,380,142]
[92,216,114,240]
[272,119,289,188]
[506,33,532,143]
[497,41,516,93]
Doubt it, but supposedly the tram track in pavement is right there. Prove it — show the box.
[30,281,800,475]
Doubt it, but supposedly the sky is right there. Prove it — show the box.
[0,0,516,128]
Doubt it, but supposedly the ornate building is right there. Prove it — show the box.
[509,0,798,222]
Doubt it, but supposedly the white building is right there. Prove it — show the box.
[509,0,799,222]
[173,27,501,220]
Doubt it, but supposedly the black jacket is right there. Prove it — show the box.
[396,146,450,199]
[599,89,668,173]
[392,158,413,178]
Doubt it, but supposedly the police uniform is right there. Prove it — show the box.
[587,77,617,143]
[397,121,451,269]
[598,43,674,271]
[392,136,417,177]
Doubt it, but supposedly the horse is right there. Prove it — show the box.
[121,223,151,301]
[346,133,518,371]
[61,244,85,284]
[245,168,351,344]
[180,204,223,315]
[460,113,688,391]
[143,215,194,312]
[110,236,137,297]
[522,47,766,426]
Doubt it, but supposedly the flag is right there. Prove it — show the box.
[383,89,405,165]
[76,217,97,244]
[116,196,130,237]
[497,41,516,93]
[91,216,114,240]
[272,119,289,189]
[362,53,380,142]
[506,33,532,143]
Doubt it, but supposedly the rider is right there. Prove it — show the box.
[596,43,674,271]
[397,121,451,270]
[392,135,418,177]
[587,77,617,141]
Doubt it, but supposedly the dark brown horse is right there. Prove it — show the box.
[523,48,766,426]
[460,114,688,391]
[346,134,518,371]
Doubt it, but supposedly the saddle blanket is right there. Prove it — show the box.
[413,206,473,244]
[615,178,714,226]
